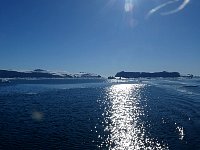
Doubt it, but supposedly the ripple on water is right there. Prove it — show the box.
[98,84,169,150]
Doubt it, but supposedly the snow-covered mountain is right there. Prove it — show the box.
[0,69,101,79]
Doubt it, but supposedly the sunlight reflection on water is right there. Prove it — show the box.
[100,84,169,150]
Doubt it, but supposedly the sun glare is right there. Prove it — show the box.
[115,0,191,17]
[124,0,134,12]
[98,84,169,149]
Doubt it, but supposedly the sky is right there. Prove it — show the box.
[0,0,199,76]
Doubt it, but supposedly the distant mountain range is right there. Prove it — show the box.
[115,71,181,78]
[0,69,101,79]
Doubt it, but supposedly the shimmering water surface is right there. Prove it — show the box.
[0,78,200,150]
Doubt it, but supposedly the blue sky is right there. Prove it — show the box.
[0,0,199,76]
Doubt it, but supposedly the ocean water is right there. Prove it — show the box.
[0,78,200,150]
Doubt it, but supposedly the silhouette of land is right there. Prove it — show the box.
[115,71,181,78]
[0,69,101,79]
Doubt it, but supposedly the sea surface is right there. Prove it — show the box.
[0,78,200,150]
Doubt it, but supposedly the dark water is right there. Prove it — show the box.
[0,78,200,150]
